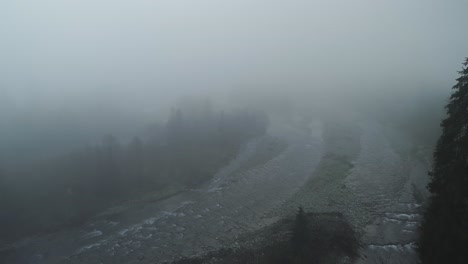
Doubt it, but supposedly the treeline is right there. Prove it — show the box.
[0,103,268,241]
[419,58,468,263]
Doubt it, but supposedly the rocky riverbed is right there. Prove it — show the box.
[1,116,431,264]
[281,117,430,264]
[2,119,324,264]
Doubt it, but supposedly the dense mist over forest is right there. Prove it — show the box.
[2,0,466,161]
[1,0,468,263]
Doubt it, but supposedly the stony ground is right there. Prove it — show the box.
[2,119,324,264]
[2,115,432,264]
[172,212,359,264]
[282,117,431,264]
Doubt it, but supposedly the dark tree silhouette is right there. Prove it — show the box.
[419,58,468,263]
[0,105,269,241]
[127,136,144,190]
[291,207,310,256]
[97,134,121,196]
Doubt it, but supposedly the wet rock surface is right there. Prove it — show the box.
[172,212,359,264]
[3,120,324,264]
[350,121,429,264]
[282,118,430,264]
[2,117,431,264]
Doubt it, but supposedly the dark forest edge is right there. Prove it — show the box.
[0,103,269,243]
[418,58,468,263]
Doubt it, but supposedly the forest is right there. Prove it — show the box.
[1,0,468,263]
[0,100,268,242]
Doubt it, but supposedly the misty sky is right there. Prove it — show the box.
[1,0,468,115]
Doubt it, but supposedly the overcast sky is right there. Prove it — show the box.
[1,0,468,115]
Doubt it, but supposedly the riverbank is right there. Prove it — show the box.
[172,212,359,264]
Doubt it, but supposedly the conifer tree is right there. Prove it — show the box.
[419,58,468,263]
[291,207,310,255]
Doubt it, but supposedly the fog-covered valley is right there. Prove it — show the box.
[1,0,468,263]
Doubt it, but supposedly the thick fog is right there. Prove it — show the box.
[1,0,468,158]
[3,0,468,106]
[2,2,468,262]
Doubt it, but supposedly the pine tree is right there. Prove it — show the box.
[291,207,310,255]
[129,136,144,189]
[419,58,468,263]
